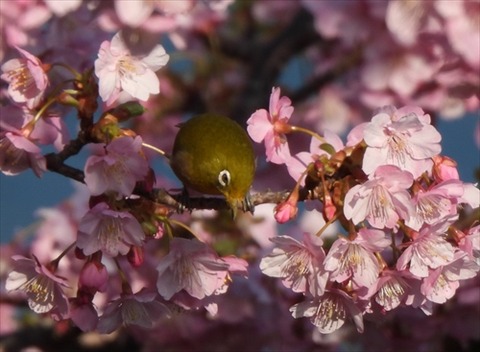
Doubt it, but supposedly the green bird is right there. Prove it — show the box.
[170,113,256,216]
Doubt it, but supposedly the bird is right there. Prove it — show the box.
[170,113,256,217]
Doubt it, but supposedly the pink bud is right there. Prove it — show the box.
[79,261,108,292]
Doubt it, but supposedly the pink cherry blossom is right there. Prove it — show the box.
[0,132,47,177]
[77,202,145,257]
[362,105,442,178]
[5,255,69,319]
[435,0,480,70]
[406,179,465,231]
[421,251,479,304]
[156,237,234,300]
[247,86,294,164]
[385,0,432,46]
[44,0,83,17]
[113,0,194,28]
[84,136,149,197]
[371,270,421,311]
[97,289,171,333]
[260,233,329,297]
[290,289,364,334]
[323,228,391,291]
[94,31,170,106]
[1,46,49,109]
[343,165,414,229]
[396,223,456,278]
[458,225,480,264]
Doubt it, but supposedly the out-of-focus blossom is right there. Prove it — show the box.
[435,0,480,70]
[70,298,99,332]
[1,46,49,109]
[290,289,364,334]
[362,106,442,178]
[156,238,235,300]
[247,87,294,164]
[397,223,455,278]
[5,255,69,319]
[406,179,464,231]
[303,87,354,135]
[260,233,328,297]
[77,202,145,257]
[343,165,414,229]
[44,0,83,17]
[324,228,390,291]
[97,289,170,333]
[94,31,170,106]
[421,251,479,304]
[84,136,149,197]
[385,0,433,45]
[114,0,194,28]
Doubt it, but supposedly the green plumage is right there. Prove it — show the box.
[170,114,255,212]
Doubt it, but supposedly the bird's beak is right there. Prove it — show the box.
[226,192,254,219]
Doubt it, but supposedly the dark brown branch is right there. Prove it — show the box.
[230,8,321,122]
[290,44,363,104]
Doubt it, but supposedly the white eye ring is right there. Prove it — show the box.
[218,169,231,187]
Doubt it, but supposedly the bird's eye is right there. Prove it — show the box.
[218,169,231,187]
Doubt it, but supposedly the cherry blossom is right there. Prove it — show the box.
[1,46,49,109]
[290,289,364,334]
[362,106,442,178]
[5,255,69,319]
[343,165,414,229]
[406,179,465,231]
[260,233,329,297]
[44,0,83,17]
[156,238,241,300]
[77,202,145,257]
[421,251,479,304]
[84,136,149,197]
[97,289,170,333]
[94,31,170,106]
[396,224,455,278]
[323,228,391,291]
[370,270,421,311]
[247,87,293,164]
[113,0,194,28]
[0,122,47,177]
[458,225,480,264]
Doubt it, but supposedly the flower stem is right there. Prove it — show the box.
[142,142,169,159]
[50,241,77,270]
[314,212,339,237]
[169,219,202,242]
[290,125,326,144]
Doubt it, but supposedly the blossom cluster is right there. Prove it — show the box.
[250,87,480,333]
[0,0,479,350]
